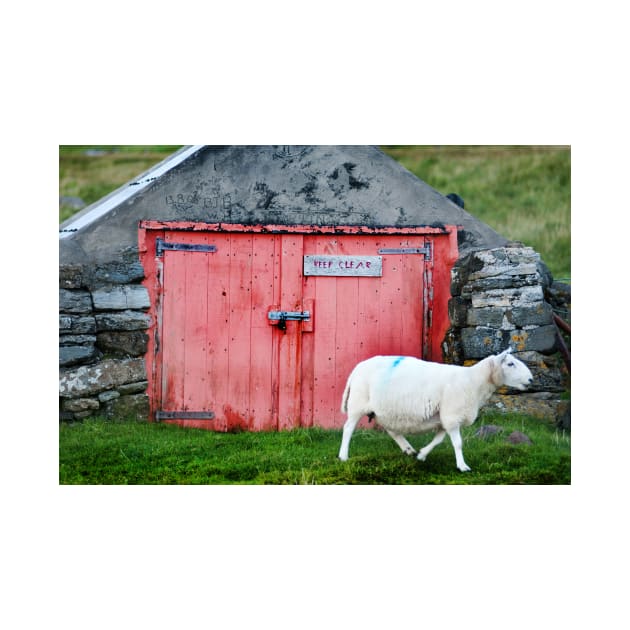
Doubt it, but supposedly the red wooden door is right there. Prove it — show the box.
[300,234,427,428]
[144,225,454,431]
[157,231,307,430]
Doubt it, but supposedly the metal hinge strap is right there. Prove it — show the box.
[378,244,432,260]
[156,411,216,421]
[156,238,217,257]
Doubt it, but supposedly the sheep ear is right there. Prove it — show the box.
[498,347,513,362]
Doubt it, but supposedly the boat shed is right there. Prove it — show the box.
[59,145,512,431]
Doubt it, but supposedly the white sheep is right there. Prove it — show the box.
[338,348,533,472]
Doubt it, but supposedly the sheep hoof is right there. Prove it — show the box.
[416,452,427,462]
[405,448,417,456]
[458,464,472,472]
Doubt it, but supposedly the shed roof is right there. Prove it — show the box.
[59,145,507,264]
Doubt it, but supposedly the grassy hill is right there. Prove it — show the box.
[382,145,570,279]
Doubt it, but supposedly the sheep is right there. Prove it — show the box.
[337,348,533,472]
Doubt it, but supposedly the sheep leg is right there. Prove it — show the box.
[447,427,471,472]
[417,430,446,462]
[385,430,417,456]
[338,413,363,461]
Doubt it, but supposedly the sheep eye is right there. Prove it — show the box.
[507,361,514,367]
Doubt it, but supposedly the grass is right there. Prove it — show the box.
[59,412,570,485]
[381,145,571,279]
[59,145,570,279]
[59,146,183,223]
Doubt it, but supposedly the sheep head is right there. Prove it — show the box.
[490,348,534,390]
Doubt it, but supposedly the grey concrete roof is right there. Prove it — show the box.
[59,145,507,264]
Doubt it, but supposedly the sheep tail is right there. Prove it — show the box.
[340,372,353,414]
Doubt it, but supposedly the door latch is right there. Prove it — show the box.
[267,307,313,333]
[267,310,311,322]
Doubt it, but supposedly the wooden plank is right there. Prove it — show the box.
[299,237,320,428]
[333,238,360,428]
[249,234,277,430]
[352,237,384,428]
[299,296,315,426]
[277,234,304,430]
[398,236,425,358]
[308,235,339,428]
[205,232,231,431]
[160,231,187,414]
[226,234,254,431]
[182,232,210,416]
[376,238,403,356]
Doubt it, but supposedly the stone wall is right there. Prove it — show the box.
[442,244,570,426]
[59,256,150,421]
[59,243,569,427]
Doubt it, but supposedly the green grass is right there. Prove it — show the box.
[381,145,571,279]
[59,412,570,485]
[59,145,570,279]
[59,146,183,222]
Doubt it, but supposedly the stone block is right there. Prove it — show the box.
[486,393,569,424]
[467,274,539,292]
[97,331,148,357]
[86,261,145,288]
[466,307,510,328]
[471,286,544,308]
[461,327,505,357]
[460,325,557,358]
[92,285,150,310]
[103,393,150,420]
[60,335,97,346]
[59,264,85,289]
[60,289,92,314]
[507,431,532,445]
[62,397,100,412]
[59,358,146,398]
[118,381,148,395]
[510,302,553,327]
[512,351,567,392]
[450,251,484,296]
[59,344,98,367]
[95,310,151,331]
[448,296,469,327]
[98,390,120,403]
[468,262,539,281]
[59,315,96,334]
[508,325,557,354]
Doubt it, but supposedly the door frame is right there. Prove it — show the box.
[138,221,459,424]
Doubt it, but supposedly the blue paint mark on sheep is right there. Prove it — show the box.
[386,356,406,378]
[391,356,405,369]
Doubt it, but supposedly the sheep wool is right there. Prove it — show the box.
[338,348,533,472]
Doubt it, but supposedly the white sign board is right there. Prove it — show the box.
[303,255,382,277]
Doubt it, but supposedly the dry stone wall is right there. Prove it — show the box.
[58,244,569,427]
[59,258,150,421]
[442,244,570,426]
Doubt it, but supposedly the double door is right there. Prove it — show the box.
[152,229,434,430]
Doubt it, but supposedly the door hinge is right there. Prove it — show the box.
[378,243,432,260]
[156,238,217,257]
[156,411,215,421]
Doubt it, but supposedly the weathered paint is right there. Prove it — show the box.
[139,222,458,431]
